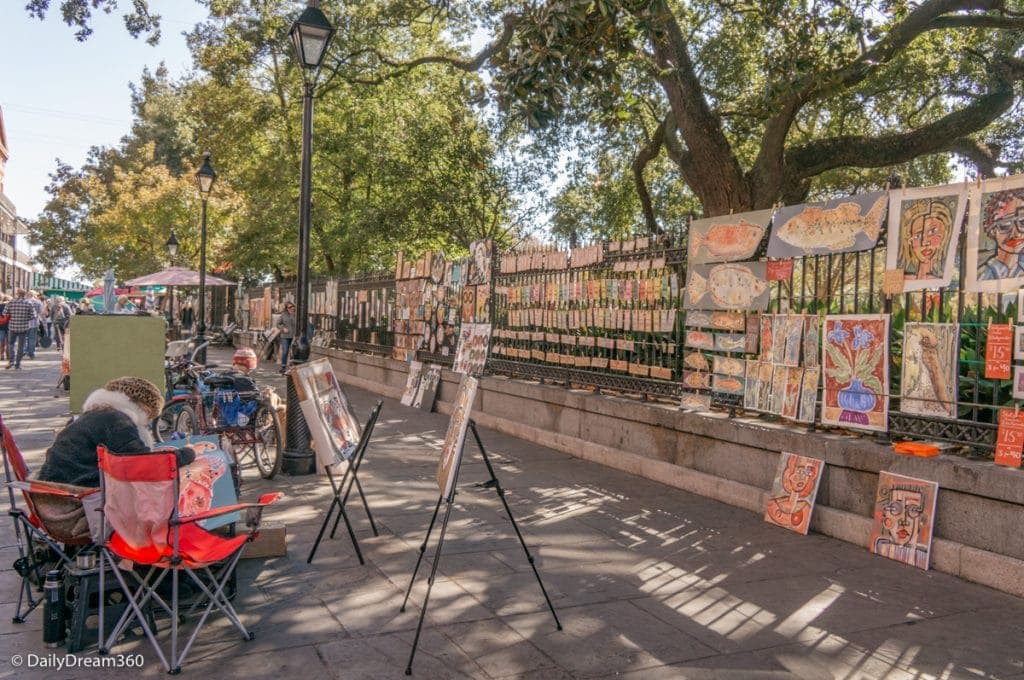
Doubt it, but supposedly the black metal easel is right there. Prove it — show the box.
[400,419,561,674]
[307,400,383,565]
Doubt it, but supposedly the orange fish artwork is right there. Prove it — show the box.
[683,352,710,371]
[710,311,745,331]
[683,371,711,389]
[713,375,744,394]
[769,192,888,257]
[687,263,771,311]
[688,211,772,264]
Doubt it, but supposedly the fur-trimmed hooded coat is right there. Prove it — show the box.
[37,389,155,488]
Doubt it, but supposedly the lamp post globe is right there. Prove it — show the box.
[282,0,335,476]
[194,153,217,363]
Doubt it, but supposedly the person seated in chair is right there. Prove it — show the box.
[38,376,193,488]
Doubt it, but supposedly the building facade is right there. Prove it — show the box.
[0,105,35,294]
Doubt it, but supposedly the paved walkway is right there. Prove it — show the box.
[0,345,1023,679]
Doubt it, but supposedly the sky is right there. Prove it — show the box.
[0,1,210,226]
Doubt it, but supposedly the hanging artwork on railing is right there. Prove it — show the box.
[900,323,959,419]
[687,209,772,264]
[821,315,890,432]
[886,184,967,292]
[767,191,887,257]
[966,176,1024,293]
[684,262,770,311]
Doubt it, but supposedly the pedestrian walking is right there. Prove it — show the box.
[0,294,9,362]
[277,302,296,373]
[50,296,71,350]
[181,302,194,337]
[6,289,34,369]
[26,291,45,358]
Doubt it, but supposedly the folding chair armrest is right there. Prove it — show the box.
[257,492,283,506]
[172,502,266,525]
[8,480,100,500]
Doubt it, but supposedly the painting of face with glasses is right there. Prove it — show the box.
[869,472,938,570]
[967,177,1024,292]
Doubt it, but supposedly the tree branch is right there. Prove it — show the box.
[632,117,669,236]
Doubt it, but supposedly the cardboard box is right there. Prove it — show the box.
[241,522,287,559]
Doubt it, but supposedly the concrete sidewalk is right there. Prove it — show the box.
[0,345,1022,679]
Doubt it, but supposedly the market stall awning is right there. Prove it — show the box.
[124,267,235,287]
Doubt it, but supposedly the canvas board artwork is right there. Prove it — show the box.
[763,452,824,535]
[869,471,939,570]
[680,392,712,412]
[755,362,775,412]
[167,435,240,531]
[743,360,758,410]
[687,209,773,264]
[685,262,770,311]
[768,191,888,258]
[467,238,494,286]
[797,368,819,423]
[436,376,479,499]
[292,358,363,469]
[965,175,1024,293]
[821,315,890,432]
[802,316,820,368]
[900,323,958,419]
[885,183,967,292]
[401,360,424,407]
[780,367,804,419]
[413,364,442,411]
[453,323,492,375]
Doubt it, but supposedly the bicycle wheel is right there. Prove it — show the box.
[174,404,200,438]
[153,403,177,442]
[252,402,282,479]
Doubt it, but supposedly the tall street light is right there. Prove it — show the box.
[282,0,335,475]
[195,153,217,363]
[165,229,179,331]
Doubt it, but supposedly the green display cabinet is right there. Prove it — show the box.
[68,315,166,413]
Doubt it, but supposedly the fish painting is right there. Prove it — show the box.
[687,270,708,306]
[680,393,712,412]
[713,374,745,394]
[711,311,746,331]
[683,371,711,389]
[685,330,715,350]
[769,192,888,257]
[713,355,745,377]
[685,310,714,328]
[686,263,771,311]
[684,352,710,371]
[714,333,747,352]
[688,213,770,264]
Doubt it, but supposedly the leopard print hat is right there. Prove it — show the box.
[103,376,164,421]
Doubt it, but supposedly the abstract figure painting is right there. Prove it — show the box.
[401,361,423,407]
[797,368,819,423]
[764,453,824,535]
[413,365,442,411]
[685,262,770,311]
[802,315,820,368]
[292,358,362,468]
[780,367,804,419]
[966,175,1024,293]
[453,323,492,376]
[768,191,888,258]
[886,184,967,291]
[467,238,493,286]
[822,315,890,432]
[687,209,773,264]
[901,323,958,419]
[781,316,803,367]
[869,472,938,570]
[743,360,758,410]
[436,376,478,499]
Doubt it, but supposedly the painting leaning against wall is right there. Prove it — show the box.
[869,471,939,570]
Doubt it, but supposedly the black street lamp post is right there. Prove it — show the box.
[194,153,217,364]
[165,229,179,331]
[282,0,335,475]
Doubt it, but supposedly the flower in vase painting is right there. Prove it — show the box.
[824,321,885,425]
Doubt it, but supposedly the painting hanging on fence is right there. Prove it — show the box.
[467,238,494,286]
[886,184,967,292]
[764,452,824,535]
[900,323,958,419]
[781,315,803,367]
[687,209,773,264]
[413,364,442,411]
[756,362,775,412]
[797,367,820,423]
[436,376,478,499]
[966,175,1024,293]
[768,191,887,258]
[401,361,423,407]
[680,392,712,412]
[821,315,890,432]
[292,358,362,469]
[685,262,770,311]
[869,471,938,570]
[453,323,492,375]
[803,315,820,368]
[743,360,758,410]
[781,367,804,419]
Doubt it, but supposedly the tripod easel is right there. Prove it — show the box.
[306,400,383,565]
[400,420,561,674]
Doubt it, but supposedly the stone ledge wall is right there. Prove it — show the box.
[312,347,1024,598]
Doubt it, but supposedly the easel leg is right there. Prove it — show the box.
[404,495,456,676]
[352,476,379,536]
[469,421,562,631]
[400,495,442,614]
[309,466,364,565]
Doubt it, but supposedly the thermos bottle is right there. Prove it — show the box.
[43,570,65,647]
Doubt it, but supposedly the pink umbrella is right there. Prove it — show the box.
[124,266,235,287]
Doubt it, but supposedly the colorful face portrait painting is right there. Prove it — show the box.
[685,262,770,311]
[743,360,758,410]
[781,367,804,419]
[966,176,1024,293]
[822,315,890,432]
[802,315,820,368]
[901,323,958,419]
[401,360,424,407]
[764,453,824,535]
[756,362,775,412]
[680,392,712,412]
[688,209,772,264]
[467,238,493,286]
[797,367,820,423]
[869,471,938,570]
[768,191,887,258]
[413,364,442,411]
[453,323,492,375]
[292,358,362,468]
[436,376,478,499]
[886,184,966,292]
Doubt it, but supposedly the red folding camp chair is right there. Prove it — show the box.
[1,413,97,623]
[95,445,280,674]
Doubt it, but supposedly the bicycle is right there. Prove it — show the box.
[154,344,283,481]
